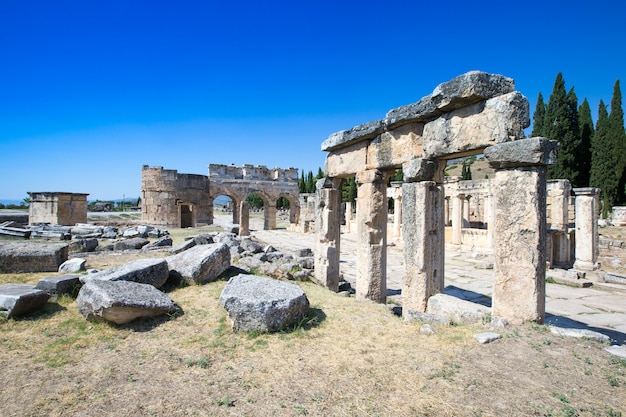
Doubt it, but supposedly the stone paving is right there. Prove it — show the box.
[234,215,626,344]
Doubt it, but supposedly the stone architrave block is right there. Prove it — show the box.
[0,242,69,273]
[321,119,385,152]
[386,71,516,127]
[36,274,82,296]
[59,258,86,273]
[114,237,150,251]
[402,158,438,183]
[81,258,170,289]
[219,274,310,333]
[485,137,559,168]
[423,92,529,159]
[0,284,50,318]
[166,243,231,285]
[426,293,491,324]
[76,279,182,325]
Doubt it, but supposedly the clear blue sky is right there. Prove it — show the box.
[1,0,624,201]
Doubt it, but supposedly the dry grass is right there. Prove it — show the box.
[1,223,625,416]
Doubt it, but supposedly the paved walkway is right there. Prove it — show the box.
[233,215,626,344]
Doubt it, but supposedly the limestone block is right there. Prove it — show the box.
[114,238,149,251]
[59,258,86,273]
[321,119,385,152]
[386,71,516,127]
[426,293,491,324]
[366,122,424,170]
[77,279,182,325]
[314,179,342,291]
[0,284,50,318]
[166,243,231,285]
[402,158,438,183]
[474,332,502,344]
[485,137,559,168]
[492,167,546,323]
[36,274,82,296]
[423,92,529,159]
[142,236,173,250]
[0,242,69,273]
[219,274,309,333]
[82,258,170,289]
[324,140,367,178]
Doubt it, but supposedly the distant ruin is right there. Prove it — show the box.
[141,164,300,232]
[314,71,564,324]
[28,192,89,226]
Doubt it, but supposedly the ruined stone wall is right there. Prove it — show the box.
[28,192,88,226]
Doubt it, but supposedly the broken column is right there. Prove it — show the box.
[401,158,444,316]
[264,204,277,230]
[485,137,558,323]
[390,182,403,239]
[239,201,250,236]
[451,192,465,245]
[573,187,601,271]
[356,169,387,303]
[314,177,342,292]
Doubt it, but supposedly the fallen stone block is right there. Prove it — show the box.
[77,279,182,325]
[605,345,626,359]
[219,274,310,333]
[404,310,452,326]
[474,332,502,344]
[143,236,173,250]
[549,326,610,343]
[426,293,491,324]
[68,238,99,253]
[0,284,50,318]
[36,274,82,296]
[114,237,149,251]
[171,239,197,254]
[0,242,69,273]
[82,258,169,288]
[166,243,231,285]
[59,258,86,273]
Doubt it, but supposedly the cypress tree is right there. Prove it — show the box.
[531,92,546,137]
[298,170,306,193]
[608,80,626,203]
[544,73,581,185]
[306,171,315,193]
[590,100,616,216]
[316,167,325,180]
[578,98,594,187]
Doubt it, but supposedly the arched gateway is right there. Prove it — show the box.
[314,71,559,324]
[141,164,299,233]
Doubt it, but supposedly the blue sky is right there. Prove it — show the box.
[1,0,624,201]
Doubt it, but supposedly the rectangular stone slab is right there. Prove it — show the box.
[0,284,50,318]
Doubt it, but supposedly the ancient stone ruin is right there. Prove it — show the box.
[141,164,300,233]
[314,70,560,324]
[28,192,89,226]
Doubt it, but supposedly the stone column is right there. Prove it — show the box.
[485,192,495,249]
[314,177,342,291]
[401,158,444,316]
[344,201,353,233]
[264,205,277,230]
[573,187,601,271]
[451,193,465,245]
[231,198,239,225]
[239,201,250,236]
[485,137,559,324]
[444,197,451,226]
[356,169,387,303]
[390,182,403,239]
[463,196,471,227]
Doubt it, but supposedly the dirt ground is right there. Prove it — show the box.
[0,214,625,416]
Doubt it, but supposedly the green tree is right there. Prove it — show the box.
[590,100,616,216]
[316,167,324,181]
[246,193,264,209]
[306,171,315,193]
[577,98,594,187]
[531,92,546,137]
[276,196,290,209]
[608,80,626,203]
[298,170,306,193]
[461,160,472,180]
[342,177,357,204]
[545,73,581,185]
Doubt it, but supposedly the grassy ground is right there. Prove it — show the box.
[1,219,625,416]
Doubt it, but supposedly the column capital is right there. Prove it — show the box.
[402,158,437,183]
[356,169,384,185]
[573,187,601,196]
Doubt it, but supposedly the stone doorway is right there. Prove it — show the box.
[179,204,193,228]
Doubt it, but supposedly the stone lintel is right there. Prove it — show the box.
[386,71,516,129]
[321,120,385,152]
[403,158,437,183]
[357,169,384,185]
[485,137,559,169]
[573,187,601,196]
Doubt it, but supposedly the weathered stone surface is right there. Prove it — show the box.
[366,122,424,170]
[114,237,149,251]
[484,137,559,168]
[0,284,50,318]
[143,236,173,250]
[549,326,610,342]
[420,324,436,335]
[77,279,182,325]
[321,120,385,152]
[82,258,169,288]
[59,258,86,273]
[426,293,490,324]
[605,345,626,358]
[572,188,601,271]
[0,242,68,273]
[492,167,546,324]
[166,243,231,285]
[219,274,309,332]
[240,238,264,254]
[192,234,214,245]
[402,158,438,183]
[404,310,451,326]
[324,140,368,177]
[386,71,516,127]
[171,239,197,254]
[314,178,342,291]
[68,238,99,253]
[474,332,502,344]
[36,274,81,296]
[423,92,529,159]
